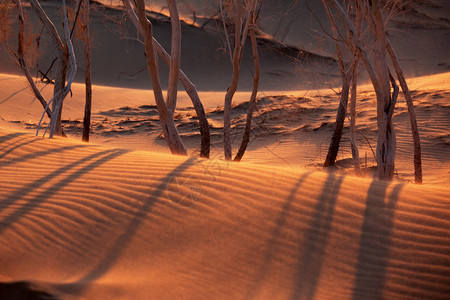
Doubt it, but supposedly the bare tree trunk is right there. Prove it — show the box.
[12,0,52,120]
[223,5,243,161]
[134,0,187,155]
[30,0,71,138]
[234,9,260,162]
[386,39,422,183]
[222,1,253,160]
[81,0,92,143]
[350,60,360,175]
[166,0,181,112]
[51,48,68,137]
[323,80,350,167]
[122,0,209,157]
[326,0,398,181]
[373,0,396,180]
[322,0,350,167]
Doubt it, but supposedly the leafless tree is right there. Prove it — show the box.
[127,0,187,155]
[321,0,363,174]
[79,0,92,143]
[122,0,210,157]
[234,0,262,162]
[31,0,76,138]
[7,0,75,138]
[322,0,422,181]
[219,0,260,160]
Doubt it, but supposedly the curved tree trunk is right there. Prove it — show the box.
[323,81,350,167]
[322,0,350,167]
[387,39,422,183]
[30,0,68,137]
[223,8,243,161]
[135,0,187,155]
[122,0,209,157]
[326,0,398,181]
[12,0,52,121]
[234,10,260,162]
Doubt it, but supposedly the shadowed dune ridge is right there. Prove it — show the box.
[0,129,449,299]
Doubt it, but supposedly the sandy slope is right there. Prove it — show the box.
[1,72,449,184]
[0,129,449,300]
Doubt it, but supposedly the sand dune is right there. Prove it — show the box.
[2,72,449,183]
[1,129,449,299]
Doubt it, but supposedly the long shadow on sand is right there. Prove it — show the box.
[0,148,127,234]
[58,157,201,296]
[290,172,344,300]
[244,172,311,299]
[351,181,403,300]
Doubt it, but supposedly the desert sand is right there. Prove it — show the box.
[1,0,450,299]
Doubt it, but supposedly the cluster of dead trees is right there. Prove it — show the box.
[321,0,422,183]
[1,0,422,183]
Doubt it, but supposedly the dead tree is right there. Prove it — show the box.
[234,1,262,162]
[349,58,361,175]
[387,40,422,183]
[363,1,422,182]
[122,0,210,157]
[220,0,259,160]
[322,0,363,173]
[80,0,92,143]
[131,0,187,155]
[31,0,76,138]
[325,0,400,181]
[322,0,351,168]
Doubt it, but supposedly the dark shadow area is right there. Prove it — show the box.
[0,143,93,168]
[290,172,344,300]
[0,281,59,300]
[58,157,200,296]
[0,132,28,145]
[0,148,126,232]
[351,182,403,300]
[244,172,311,299]
[0,136,39,161]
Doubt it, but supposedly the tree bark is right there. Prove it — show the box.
[386,38,422,183]
[322,0,350,167]
[373,0,396,181]
[350,59,360,175]
[122,0,209,157]
[323,81,350,167]
[326,0,397,181]
[234,10,260,162]
[81,0,92,143]
[134,0,187,155]
[223,6,243,161]
[165,0,181,113]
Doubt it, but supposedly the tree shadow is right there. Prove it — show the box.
[290,172,344,300]
[0,86,29,105]
[0,144,93,168]
[351,181,403,300]
[0,132,28,147]
[0,135,40,161]
[57,157,201,296]
[243,172,311,299]
[0,148,126,233]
